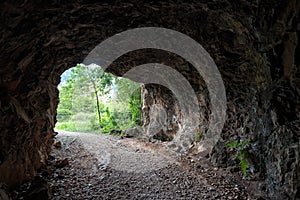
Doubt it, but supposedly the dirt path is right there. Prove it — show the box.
[13,131,254,199]
[57,131,180,174]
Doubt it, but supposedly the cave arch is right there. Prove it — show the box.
[83,27,226,154]
[0,1,299,198]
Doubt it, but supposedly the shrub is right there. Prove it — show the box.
[226,140,249,177]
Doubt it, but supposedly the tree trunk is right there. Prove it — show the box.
[92,82,101,126]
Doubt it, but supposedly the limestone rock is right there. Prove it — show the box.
[124,127,144,138]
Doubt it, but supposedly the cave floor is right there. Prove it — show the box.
[14,131,266,199]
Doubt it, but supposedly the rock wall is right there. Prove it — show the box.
[142,84,180,142]
[0,80,58,187]
[0,0,299,198]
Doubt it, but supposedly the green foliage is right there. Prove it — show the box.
[195,131,203,142]
[100,108,118,133]
[129,88,142,125]
[109,77,142,130]
[55,64,142,134]
[55,122,77,132]
[72,64,113,125]
[56,108,73,121]
[226,140,249,177]
[57,81,74,121]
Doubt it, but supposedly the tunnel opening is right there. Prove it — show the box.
[0,0,299,199]
[55,64,143,135]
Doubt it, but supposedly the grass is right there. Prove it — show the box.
[55,121,99,134]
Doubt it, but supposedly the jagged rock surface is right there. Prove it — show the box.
[0,0,299,198]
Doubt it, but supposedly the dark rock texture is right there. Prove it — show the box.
[0,0,299,199]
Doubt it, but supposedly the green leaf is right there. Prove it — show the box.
[239,159,248,176]
[226,141,239,148]
[241,140,248,148]
[233,154,239,161]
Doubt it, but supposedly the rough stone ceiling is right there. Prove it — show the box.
[0,0,258,87]
[0,0,299,198]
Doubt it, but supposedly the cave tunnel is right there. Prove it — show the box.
[0,0,299,199]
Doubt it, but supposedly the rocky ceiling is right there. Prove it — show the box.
[0,0,299,199]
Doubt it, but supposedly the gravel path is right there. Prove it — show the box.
[30,130,250,200]
[58,131,179,174]
[9,130,258,199]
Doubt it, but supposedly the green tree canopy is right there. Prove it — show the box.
[56,64,142,134]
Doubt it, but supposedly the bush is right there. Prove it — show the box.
[57,108,73,122]
[55,122,77,132]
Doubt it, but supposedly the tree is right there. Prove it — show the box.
[129,88,142,125]
[72,64,113,126]
[57,76,75,121]
[114,77,142,126]
[56,64,142,133]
